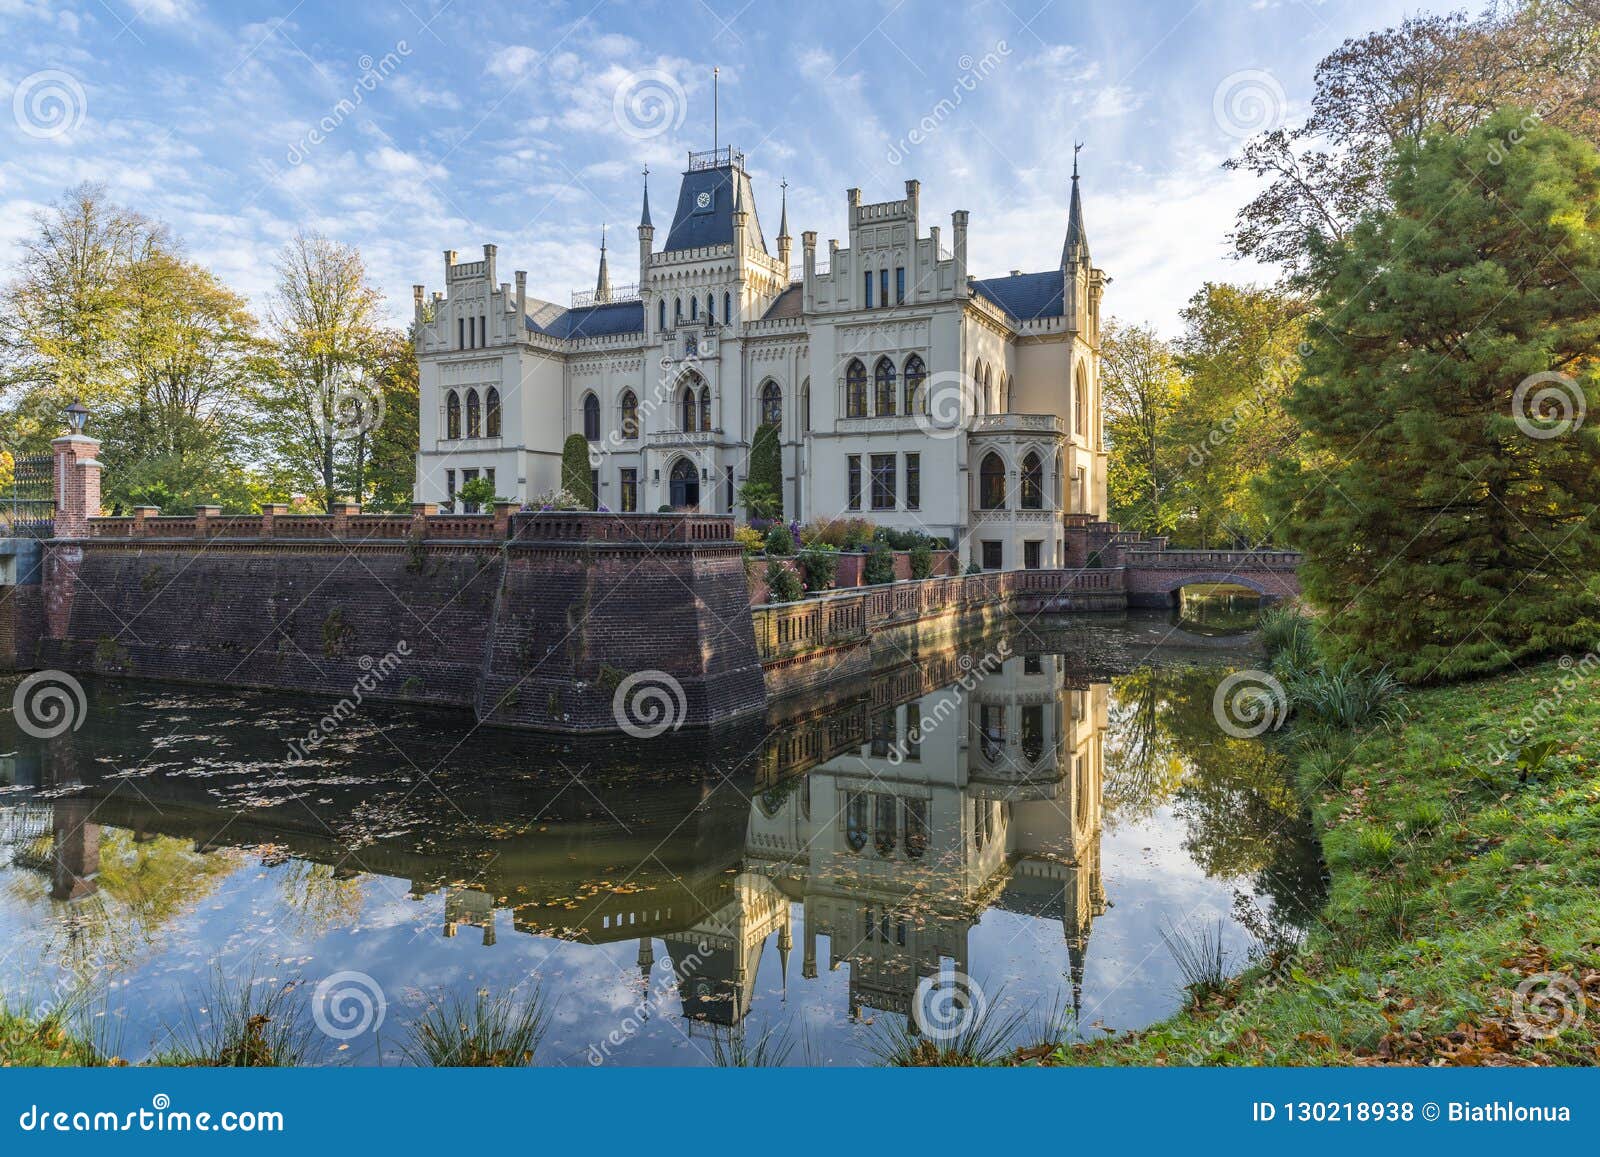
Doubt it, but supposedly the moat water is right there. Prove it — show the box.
[0,606,1323,1066]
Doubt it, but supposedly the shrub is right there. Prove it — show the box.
[525,487,586,511]
[764,524,794,556]
[909,542,935,579]
[739,480,780,521]
[797,544,838,592]
[733,525,765,555]
[874,526,925,551]
[765,559,803,603]
[560,434,594,509]
[863,544,896,585]
[1291,659,1405,730]
[965,562,982,575]
[457,476,499,512]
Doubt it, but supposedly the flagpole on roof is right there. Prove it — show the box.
[713,66,719,154]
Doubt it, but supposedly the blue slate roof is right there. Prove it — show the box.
[970,270,1065,322]
[662,165,767,254]
[524,299,645,340]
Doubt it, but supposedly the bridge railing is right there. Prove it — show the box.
[1124,548,1303,570]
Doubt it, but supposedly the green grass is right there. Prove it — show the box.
[404,987,551,1067]
[1054,659,1600,1066]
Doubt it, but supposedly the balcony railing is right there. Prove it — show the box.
[972,413,1066,435]
[688,146,745,171]
[570,284,641,309]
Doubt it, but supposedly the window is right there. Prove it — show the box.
[681,385,696,431]
[845,359,867,418]
[905,797,928,858]
[895,267,905,303]
[847,455,862,511]
[466,389,481,438]
[863,271,873,308]
[658,300,666,330]
[845,792,868,852]
[675,297,683,324]
[445,391,461,440]
[698,386,711,432]
[1024,540,1042,569]
[690,296,698,320]
[480,314,487,347]
[903,354,925,413]
[619,390,638,439]
[457,317,464,349]
[723,292,731,323]
[801,382,810,432]
[874,357,896,416]
[706,294,714,322]
[760,380,782,428]
[485,388,501,437]
[879,269,889,309]
[981,540,1003,570]
[905,453,920,510]
[1021,452,1044,509]
[870,454,896,510]
[725,465,734,512]
[1022,704,1045,762]
[874,794,896,856]
[903,703,921,763]
[620,468,637,512]
[979,452,1006,509]
[446,469,456,508]
[582,393,600,441]
[1075,362,1090,438]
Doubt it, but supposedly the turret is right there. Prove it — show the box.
[1062,148,1090,269]
[514,270,526,330]
[637,166,654,287]
[594,225,611,304]
[951,209,969,299]
[482,242,497,286]
[801,230,817,313]
[776,177,792,270]
[412,284,424,325]
[732,172,749,279]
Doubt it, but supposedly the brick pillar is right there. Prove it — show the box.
[131,505,158,538]
[261,502,288,538]
[50,434,103,539]
[410,502,436,540]
[330,501,359,538]
[194,504,221,539]
[492,501,519,538]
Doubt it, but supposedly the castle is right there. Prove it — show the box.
[412,144,1107,570]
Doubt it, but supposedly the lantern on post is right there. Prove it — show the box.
[65,400,90,434]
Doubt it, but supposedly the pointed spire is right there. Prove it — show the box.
[778,177,790,239]
[595,225,611,304]
[639,165,652,229]
[1063,142,1090,267]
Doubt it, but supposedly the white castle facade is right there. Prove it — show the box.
[412,145,1107,569]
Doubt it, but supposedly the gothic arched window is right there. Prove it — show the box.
[1054,451,1064,508]
[699,385,712,432]
[980,452,1006,510]
[1074,362,1090,440]
[706,294,714,321]
[973,359,986,416]
[1021,451,1044,509]
[681,385,696,431]
[582,392,600,442]
[845,359,867,418]
[800,380,811,432]
[446,390,460,440]
[690,296,698,321]
[619,390,639,440]
[903,354,926,414]
[760,380,782,428]
[874,357,896,416]
[485,387,501,438]
[658,299,666,330]
[723,291,731,323]
[674,297,683,324]
[466,389,481,438]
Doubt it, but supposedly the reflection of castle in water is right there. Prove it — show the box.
[734,653,1107,1030]
[1,647,1107,1035]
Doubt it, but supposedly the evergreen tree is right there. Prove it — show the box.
[1264,109,1600,682]
[561,433,594,509]
[747,421,782,519]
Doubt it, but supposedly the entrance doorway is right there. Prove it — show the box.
[669,458,700,510]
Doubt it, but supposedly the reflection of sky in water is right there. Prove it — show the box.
[0,630,1319,1066]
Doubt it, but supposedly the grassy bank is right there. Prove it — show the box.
[1060,654,1600,1066]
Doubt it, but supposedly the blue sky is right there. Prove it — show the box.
[1,0,1423,334]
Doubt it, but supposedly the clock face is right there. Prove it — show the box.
[695,190,713,211]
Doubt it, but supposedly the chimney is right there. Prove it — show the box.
[951,210,969,299]
[443,249,457,284]
[482,243,497,285]
[802,230,818,312]
[514,270,526,333]
[412,284,425,325]
[904,178,920,226]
